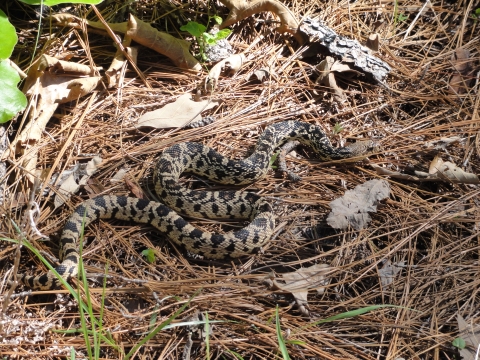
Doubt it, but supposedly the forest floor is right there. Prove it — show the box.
[1,0,479,359]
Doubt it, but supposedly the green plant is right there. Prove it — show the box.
[0,0,104,124]
[452,337,466,349]
[333,122,344,134]
[4,221,122,359]
[54,215,121,359]
[141,248,156,263]
[299,304,410,330]
[4,221,216,359]
[180,16,231,61]
[396,13,408,22]
[205,312,211,360]
[392,0,408,26]
[124,289,202,359]
[471,8,480,22]
[0,9,27,123]
[18,0,103,5]
[269,151,279,169]
[275,306,291,360]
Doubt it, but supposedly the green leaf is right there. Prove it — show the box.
[333,122,343,134]
[285,340,306,346]
[452,337,466,349]
[213,29,231,41]
[225,350,245,360]
[0,9,18,60]
[275,306,291,360]
[302,305,409,329]
[212,15,223,25]
[141,249,156,263]
[203,32,217,45]
[475,8,480,16]
[180,21,206,39]
[269,152,279,169]
[397,13,408,22]
[125,289,202,359]
[0,61,27,124]
[18,0,103,5]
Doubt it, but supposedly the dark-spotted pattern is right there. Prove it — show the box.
[18,120,375,289]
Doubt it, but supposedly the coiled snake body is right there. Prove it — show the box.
[19,121,375,289]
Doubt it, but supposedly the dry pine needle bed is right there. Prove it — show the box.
[0,0,479,359]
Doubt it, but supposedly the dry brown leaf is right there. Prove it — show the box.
[248,68,273,82]
[315,56,362,102]
[449,48,475,95]
[125,177,148,200]
[14,55,102,182]
[218,0,308,44]
[265,264,331,316]
[136,94,220,128]
[424,136,465,150]
[456,314,480,360]
[105,32,138,88]
[426,156,479,184]
[372,160,479,184]
[316,57,346,102]
[327,179,390,230]
[371,164,422,182]
[204,53,246,92]
[51,14,201,71]
[366,33,379,52]
[54,173,81,209]
[53,156,102,209]
[379,260,405,289]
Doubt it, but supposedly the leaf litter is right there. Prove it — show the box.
[0,1,479,359]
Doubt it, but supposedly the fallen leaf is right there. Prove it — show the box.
[449,48,475,95]
[125,177,148,200]
[456,314,480,360]
[427,156,479,184]
[264,264,331,316]
[136,94,220,128]
[327,179,390,230]
[379,260,405,289]
[371,161,479,185]
[204,53,246,92]
[366,33,379,52]
[248,68,274,82]
[13,55,102,182]
[105,41,138,88]
[315,56,362,102]
[53,156,102,209]
[51,14,201,71]
[218,0,308,44]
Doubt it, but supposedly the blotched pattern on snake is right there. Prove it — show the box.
[19,120,375,289]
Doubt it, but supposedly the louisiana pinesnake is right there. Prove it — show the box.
[18,120,375,289]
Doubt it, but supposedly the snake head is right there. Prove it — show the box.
[346,139,381,157]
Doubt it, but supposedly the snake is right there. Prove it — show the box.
[18,120,376,290]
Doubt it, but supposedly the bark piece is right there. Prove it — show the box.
[300,18,391,84]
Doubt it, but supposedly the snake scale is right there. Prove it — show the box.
[18,120,375,289]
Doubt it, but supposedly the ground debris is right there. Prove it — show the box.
[300,17,391,84]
